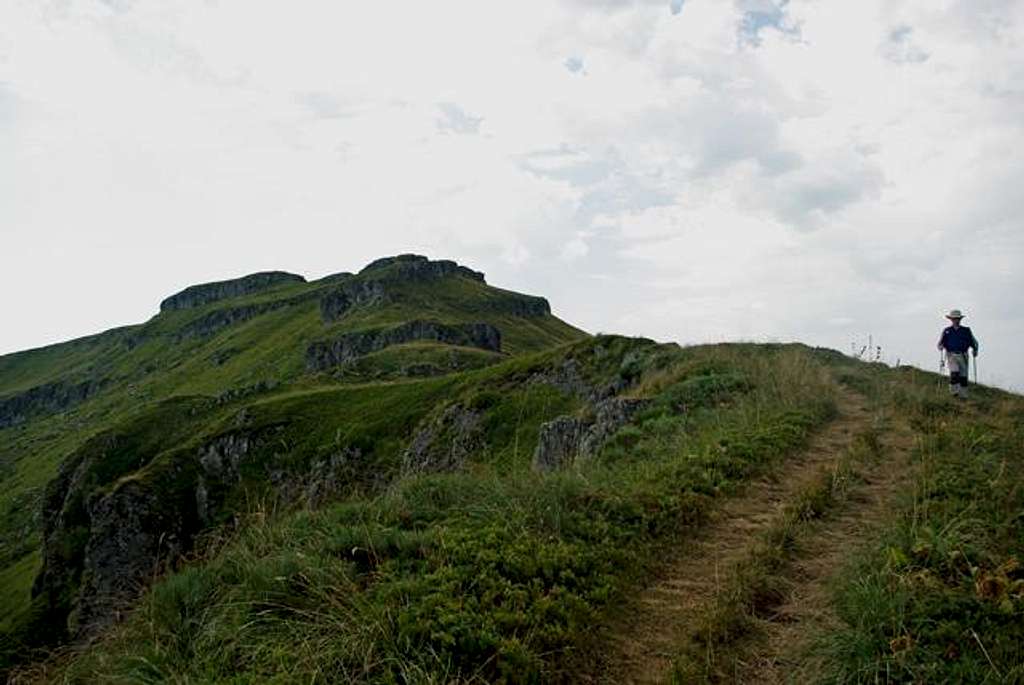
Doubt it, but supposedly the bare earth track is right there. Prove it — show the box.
[591,386,913,684]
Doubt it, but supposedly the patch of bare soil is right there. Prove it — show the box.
[589,387,890,685]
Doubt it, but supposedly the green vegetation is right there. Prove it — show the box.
[0,259,585,668]
[4,259,1021,683]
[818,371,1024,683]
[26,343,836,682]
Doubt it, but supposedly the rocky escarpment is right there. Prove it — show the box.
[319,279,389,323]
[174,292,315,341]
[0,377,107,429]
[30,411,370,640]
[306,321,502,371]
[533,398,650,472]
[160,271,306,312]
[360,254,485,282]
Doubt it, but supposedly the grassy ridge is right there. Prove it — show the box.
[25,344,838,683]
[819,370,1024,682]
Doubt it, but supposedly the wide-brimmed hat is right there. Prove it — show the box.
[946,309,965,320]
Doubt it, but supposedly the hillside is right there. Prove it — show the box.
[0,256,584,653]
[2,257,1022,683]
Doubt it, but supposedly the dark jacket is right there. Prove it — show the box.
[938,325,979,354]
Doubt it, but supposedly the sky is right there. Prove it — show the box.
[2,0,1022,390]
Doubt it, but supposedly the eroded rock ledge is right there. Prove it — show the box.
[0,378,107,429]
[305,320,502,371]
[160,271,306,312]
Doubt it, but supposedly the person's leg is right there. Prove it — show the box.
[959,356,970,398]
[947,353,961,395]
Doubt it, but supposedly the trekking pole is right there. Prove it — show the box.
[974,355,979,386]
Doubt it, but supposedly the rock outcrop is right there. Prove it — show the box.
[0,378,107,429]
[402,404,484,473]
[32,430,199,638]
[73,472,194,636]
[532,398,650,472]
[319,279,389,323]
[160,271,306,312]
[306,320,502,371]
[359,254,486,283]
[174,292,315,341]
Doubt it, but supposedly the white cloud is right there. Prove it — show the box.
[1,0,1022,390]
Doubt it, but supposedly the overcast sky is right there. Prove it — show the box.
[2,0,1022,390]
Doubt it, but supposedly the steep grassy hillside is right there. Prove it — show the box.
[0,255,584,664]
[8,338,842,682]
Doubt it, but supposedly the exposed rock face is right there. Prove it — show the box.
[319,279,389,323]
[306,320,502,371]
[74,474,193,636]
[297,447,364,508]
[532,398,650,472]
[402,405,484,473]
[174,292,317,341]
[0,378,107,429]
[532,416,587,472]
[490,293,551,317]
[32,434,199,639]
[195,433,253,523]
[529,356,635,403]
[160,271,306,312]
[359,254,486,283]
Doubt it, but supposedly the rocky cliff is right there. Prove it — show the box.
[306,320,503,371]
[0,378,107,429]
[159,271,306,312]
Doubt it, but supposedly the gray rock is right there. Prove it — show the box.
[160,271,306,312]
[319,279,389,323]
[0,377,107,429]
[402,405,484,473]
[532,416,588,472]
[533,398,650,472]
[306,320,502,371]
[359,254,486,283]
[73,477,190,636]
[174,292,315,341]
[301,447,363,508]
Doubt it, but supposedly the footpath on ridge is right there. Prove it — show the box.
[589,384,914,684]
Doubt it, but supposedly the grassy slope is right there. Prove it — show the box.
[0,265,585,651]
[29,342,840,683]
[814,360,1024,682]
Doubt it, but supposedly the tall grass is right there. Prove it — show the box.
[817,379,1024,683]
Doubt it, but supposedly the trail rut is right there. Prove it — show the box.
[590,386,903,684]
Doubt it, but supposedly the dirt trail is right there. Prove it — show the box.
[592,387,904,684]
[736,411,917,684]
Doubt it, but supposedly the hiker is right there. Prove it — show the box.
[937,309,979,399]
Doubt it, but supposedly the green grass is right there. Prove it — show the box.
[37,343,838,683]
[0,264,588,648]
[817,388,1024,683]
